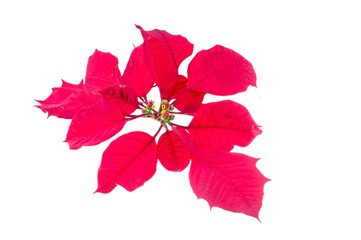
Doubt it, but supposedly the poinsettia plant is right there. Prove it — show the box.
[36,25,269,220]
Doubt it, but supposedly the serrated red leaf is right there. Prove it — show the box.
[188,45,256,96]
[121,44,154,98]
[157,130,190,172]
[85,50,121,89]
[35,80,102,119]
[189,151,269,220]
[96,131,157,193]
[101,85,139,115]
[136,25,193,94]
[65,102,127,149]
[188,100,262,151]
[162,75,188,101]
[173,89,205,113]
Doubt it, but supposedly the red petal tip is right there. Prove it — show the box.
[256,127,263,135]
[34,104,42,110]
[134,24,143,30]
[63,140,79,150]
[92,49,111,56]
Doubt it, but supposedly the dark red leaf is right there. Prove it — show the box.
[135,25,193,93]
[157,130,190,172]
[188,45,256,96]
[173,89,205,113]
[35,80,102,119]
[65,102,127,149]
[162,75,188,101]
[96,131,157,193]
[188,100,262,151]
[85,49,121,89]
[101,85,139,115]
[121,44,154,98]
[189,150,269,220]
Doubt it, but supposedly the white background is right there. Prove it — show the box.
[1,0,360,239]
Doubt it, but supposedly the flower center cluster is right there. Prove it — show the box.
[142,99,175,125]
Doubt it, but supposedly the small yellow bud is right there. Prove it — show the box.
[151,105,155,109]
[151,116,155,119]
[162,105,166,110]
[161,110,165,114]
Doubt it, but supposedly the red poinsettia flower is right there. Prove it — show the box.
[36,25,269,220]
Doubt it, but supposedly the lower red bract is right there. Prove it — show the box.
[65,102,127,150]
[190,151,270,220]
[96,131,157,193]
[157,130,191,172]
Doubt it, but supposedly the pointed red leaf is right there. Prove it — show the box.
[65,102,126,149]
[85,49,121,89]
[35,80,102,119]
[136,25,193,93]
[188,100,262,151]
[173,89,205,113]
[101,85,139,115]
[121,44,154,98]
[157,130,190,172]
[188,45,256,96]
[190,151,269,219]
[96,131,157,193]
[162,75,188,101]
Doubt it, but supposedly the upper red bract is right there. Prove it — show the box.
[135,25,194,97]
[36,25,268,220]
[162,75,188,101]
[85,49,121,89]
[187,45,257,95]
[120,44,154,98]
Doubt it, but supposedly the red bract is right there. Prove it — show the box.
[36,25,269,220]
[35,80,103,119]
[96,131,158,193]
[157,130,191,172]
